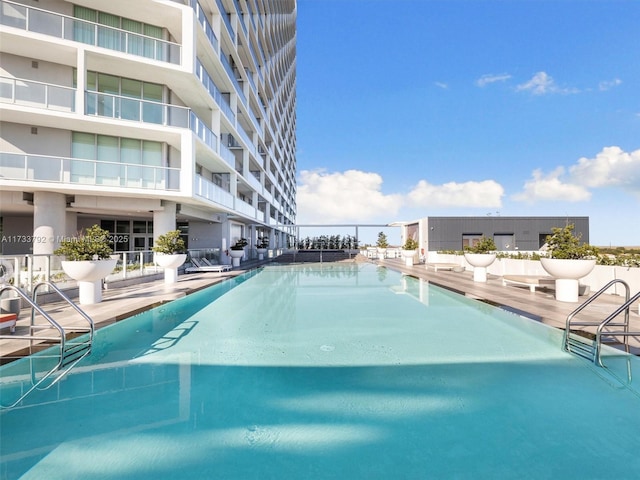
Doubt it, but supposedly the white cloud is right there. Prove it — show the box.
[516,71,579,95]
[296,169,403,223]
[434,82,449,89]
[569,146,640,192]
[598,78,622,91]
[512,167,591,203]
[296,170,508,223]
[476,73,512,87]
[406,179,504,208]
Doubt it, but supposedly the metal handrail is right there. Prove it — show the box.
[563,279,640,367]
[565,279,630,332]
[0,283,94,408]
[595,290,640,366]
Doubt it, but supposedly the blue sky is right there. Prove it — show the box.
[294,0,640,246]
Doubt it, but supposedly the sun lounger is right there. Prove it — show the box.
[426,263,462,272]
[502,275,555,292]
[185,258,232,273]
[0,313,17,333]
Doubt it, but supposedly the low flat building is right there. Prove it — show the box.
[399,216,589,252]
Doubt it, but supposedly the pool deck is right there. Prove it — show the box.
[1,256,639,362]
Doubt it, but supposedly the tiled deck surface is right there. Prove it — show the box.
[1,256,639,362]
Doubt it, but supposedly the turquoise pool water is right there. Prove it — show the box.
[1,263,640,479]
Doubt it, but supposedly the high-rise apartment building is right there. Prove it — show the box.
[0,0,297,261]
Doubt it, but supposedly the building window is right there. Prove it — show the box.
[71,133,164,187]
[73,6,164,60]
[462,234,484,250]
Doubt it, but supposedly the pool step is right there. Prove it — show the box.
[563,279,640,367]
[0,282,94,409]
[565,332,597,363]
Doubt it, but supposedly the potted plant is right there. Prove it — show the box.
[256,237,269,260]
[540,224,598,302]
[229,238,248,267]
[376,231,389,260]
[401,238,419,266]
[152,230,187,284]
[54,224,117,304]
[464,236,497,282]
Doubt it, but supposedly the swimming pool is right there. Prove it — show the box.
[1,263,640,479]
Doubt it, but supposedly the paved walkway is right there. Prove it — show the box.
[1,257,639,362]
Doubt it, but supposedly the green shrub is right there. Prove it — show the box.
[54,225,113,261]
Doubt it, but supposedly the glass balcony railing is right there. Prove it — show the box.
[215,0,235,39]
[0,152,180,190]
[86,92,190,127]
[195,59,235,122]
[219,142,236,168]
[235,197,257,218]
[0,0,181,64]
[190,111,218,153]
[194,174,234,209]
[0,76,75,111]
[190,0,219,53]
[219,53,246,105]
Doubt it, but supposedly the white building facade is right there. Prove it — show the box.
[0,0,297,262]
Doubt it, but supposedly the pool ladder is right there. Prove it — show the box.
[564,279,640,366]
[0,281,94,409]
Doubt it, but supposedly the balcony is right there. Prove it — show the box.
[190,0,218,53]
[194,174,234,208]
[0,76,75,112]
[0,152,180,190]
[0,0,181,64]
[86,92,190,127]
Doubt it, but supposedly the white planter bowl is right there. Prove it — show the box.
[464,253,496,282]
[154,253,187,269]
[229,249,244,267]
[61,258,117,304]
[257,248,268,260]
[540,258,596,302]
[154,253,187,284]
[401,249,417,266]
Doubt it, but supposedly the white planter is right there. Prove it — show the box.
[540,258,596,303]
[154,253,187,284]
[401,249,417,267]
[257,248,268,260]
[377,247,387,260]
[61,259,117,304]
[229,249,244,267]
[464,253,497,282]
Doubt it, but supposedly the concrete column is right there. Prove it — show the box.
[153,201,177,240]
[33,192,66,273]
[33,192,66,256]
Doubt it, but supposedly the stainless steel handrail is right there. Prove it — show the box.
[0,282,94,408]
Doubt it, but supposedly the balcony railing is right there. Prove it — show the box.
[190,0,219,53]
[215,0,235,39]
[219,142,236,168]
[0,152,180,190]
[194,174,234,208]
[86,92,190,127]
[0,0,181,64]
[235,197,256,218]
[0,76,75,111]
[195,58,235,122]
[220,53,246,105]
[190,111,219,153]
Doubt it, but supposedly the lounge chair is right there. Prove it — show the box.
[426,262,462,272]
[502,275,555,292]
[185,258,232,273]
